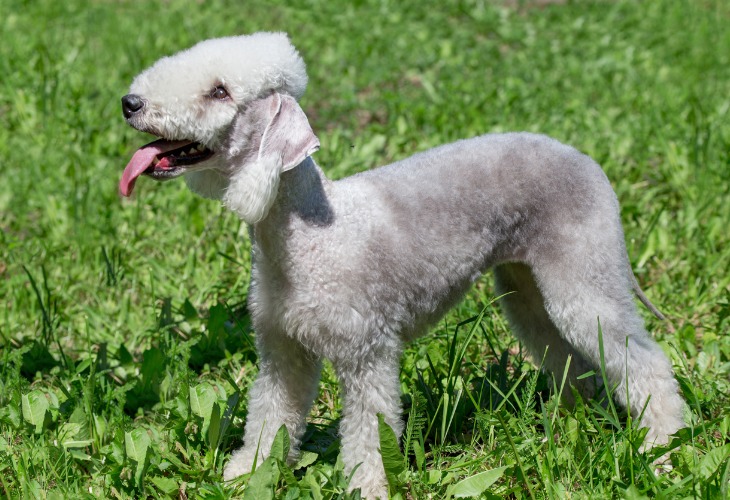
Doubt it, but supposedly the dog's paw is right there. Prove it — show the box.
[222,447,259,481]
[347,463,389,500]
[352,483,389,500]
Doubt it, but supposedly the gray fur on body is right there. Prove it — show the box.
[122,33,685,499]
[257,134,638,353]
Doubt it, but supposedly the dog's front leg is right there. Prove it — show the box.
[224,334,321,480]
[335,350,403,500]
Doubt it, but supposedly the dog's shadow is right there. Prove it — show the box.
[300,420,342,465]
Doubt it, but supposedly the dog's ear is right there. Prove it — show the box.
[221,93,318,224]
[259,93,320,171]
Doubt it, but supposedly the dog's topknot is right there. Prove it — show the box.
[129,32,308,105]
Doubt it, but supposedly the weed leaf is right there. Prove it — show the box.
[63,439,94,449]
[125,428,150,488]
[270,425,290,463]
[378,413,405,491]
[124,428,150,463]
[190,383,216,421]
[244,456,274,500]
[21,391,49,433]
[207,402,221,449]
[294,451,318,470]
[150,475,178,494]
[698,443,730,480]
[448,465,508,498]
[218,391,241,445]
[278,460,298,489]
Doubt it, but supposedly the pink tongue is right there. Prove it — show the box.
[119,139,191,197]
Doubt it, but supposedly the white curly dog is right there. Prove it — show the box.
[120,33,685,498]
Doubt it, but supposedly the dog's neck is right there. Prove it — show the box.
[253,157,335,248]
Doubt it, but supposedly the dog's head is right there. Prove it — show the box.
[120,33,319,223]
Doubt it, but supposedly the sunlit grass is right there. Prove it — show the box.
[1,0,728,498]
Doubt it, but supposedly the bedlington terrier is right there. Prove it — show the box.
[120,33,685,498]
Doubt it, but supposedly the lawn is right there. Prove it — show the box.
[1,0,728,498]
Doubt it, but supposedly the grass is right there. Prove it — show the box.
[1,0,729,497]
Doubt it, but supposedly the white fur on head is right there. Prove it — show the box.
[221,93,320,223]
[128,33,308,148]
[125,33,319,213]
[131,32,307,102]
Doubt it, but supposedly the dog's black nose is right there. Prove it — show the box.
[121,94,145,118]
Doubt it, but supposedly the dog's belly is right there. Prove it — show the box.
[249,258,481,360]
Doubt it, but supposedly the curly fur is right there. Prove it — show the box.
[121,33,686,499]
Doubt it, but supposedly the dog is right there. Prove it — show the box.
[119,33,685,498]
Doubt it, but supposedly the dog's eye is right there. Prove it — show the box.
[210,86,229,100]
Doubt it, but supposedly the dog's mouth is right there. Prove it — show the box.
[120,138,214,196]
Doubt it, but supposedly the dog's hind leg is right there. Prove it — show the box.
[495,263,598,404]
[529,246,685,446]
[224,333,321,480]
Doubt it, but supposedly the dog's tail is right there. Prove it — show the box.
[630,271,665,320]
